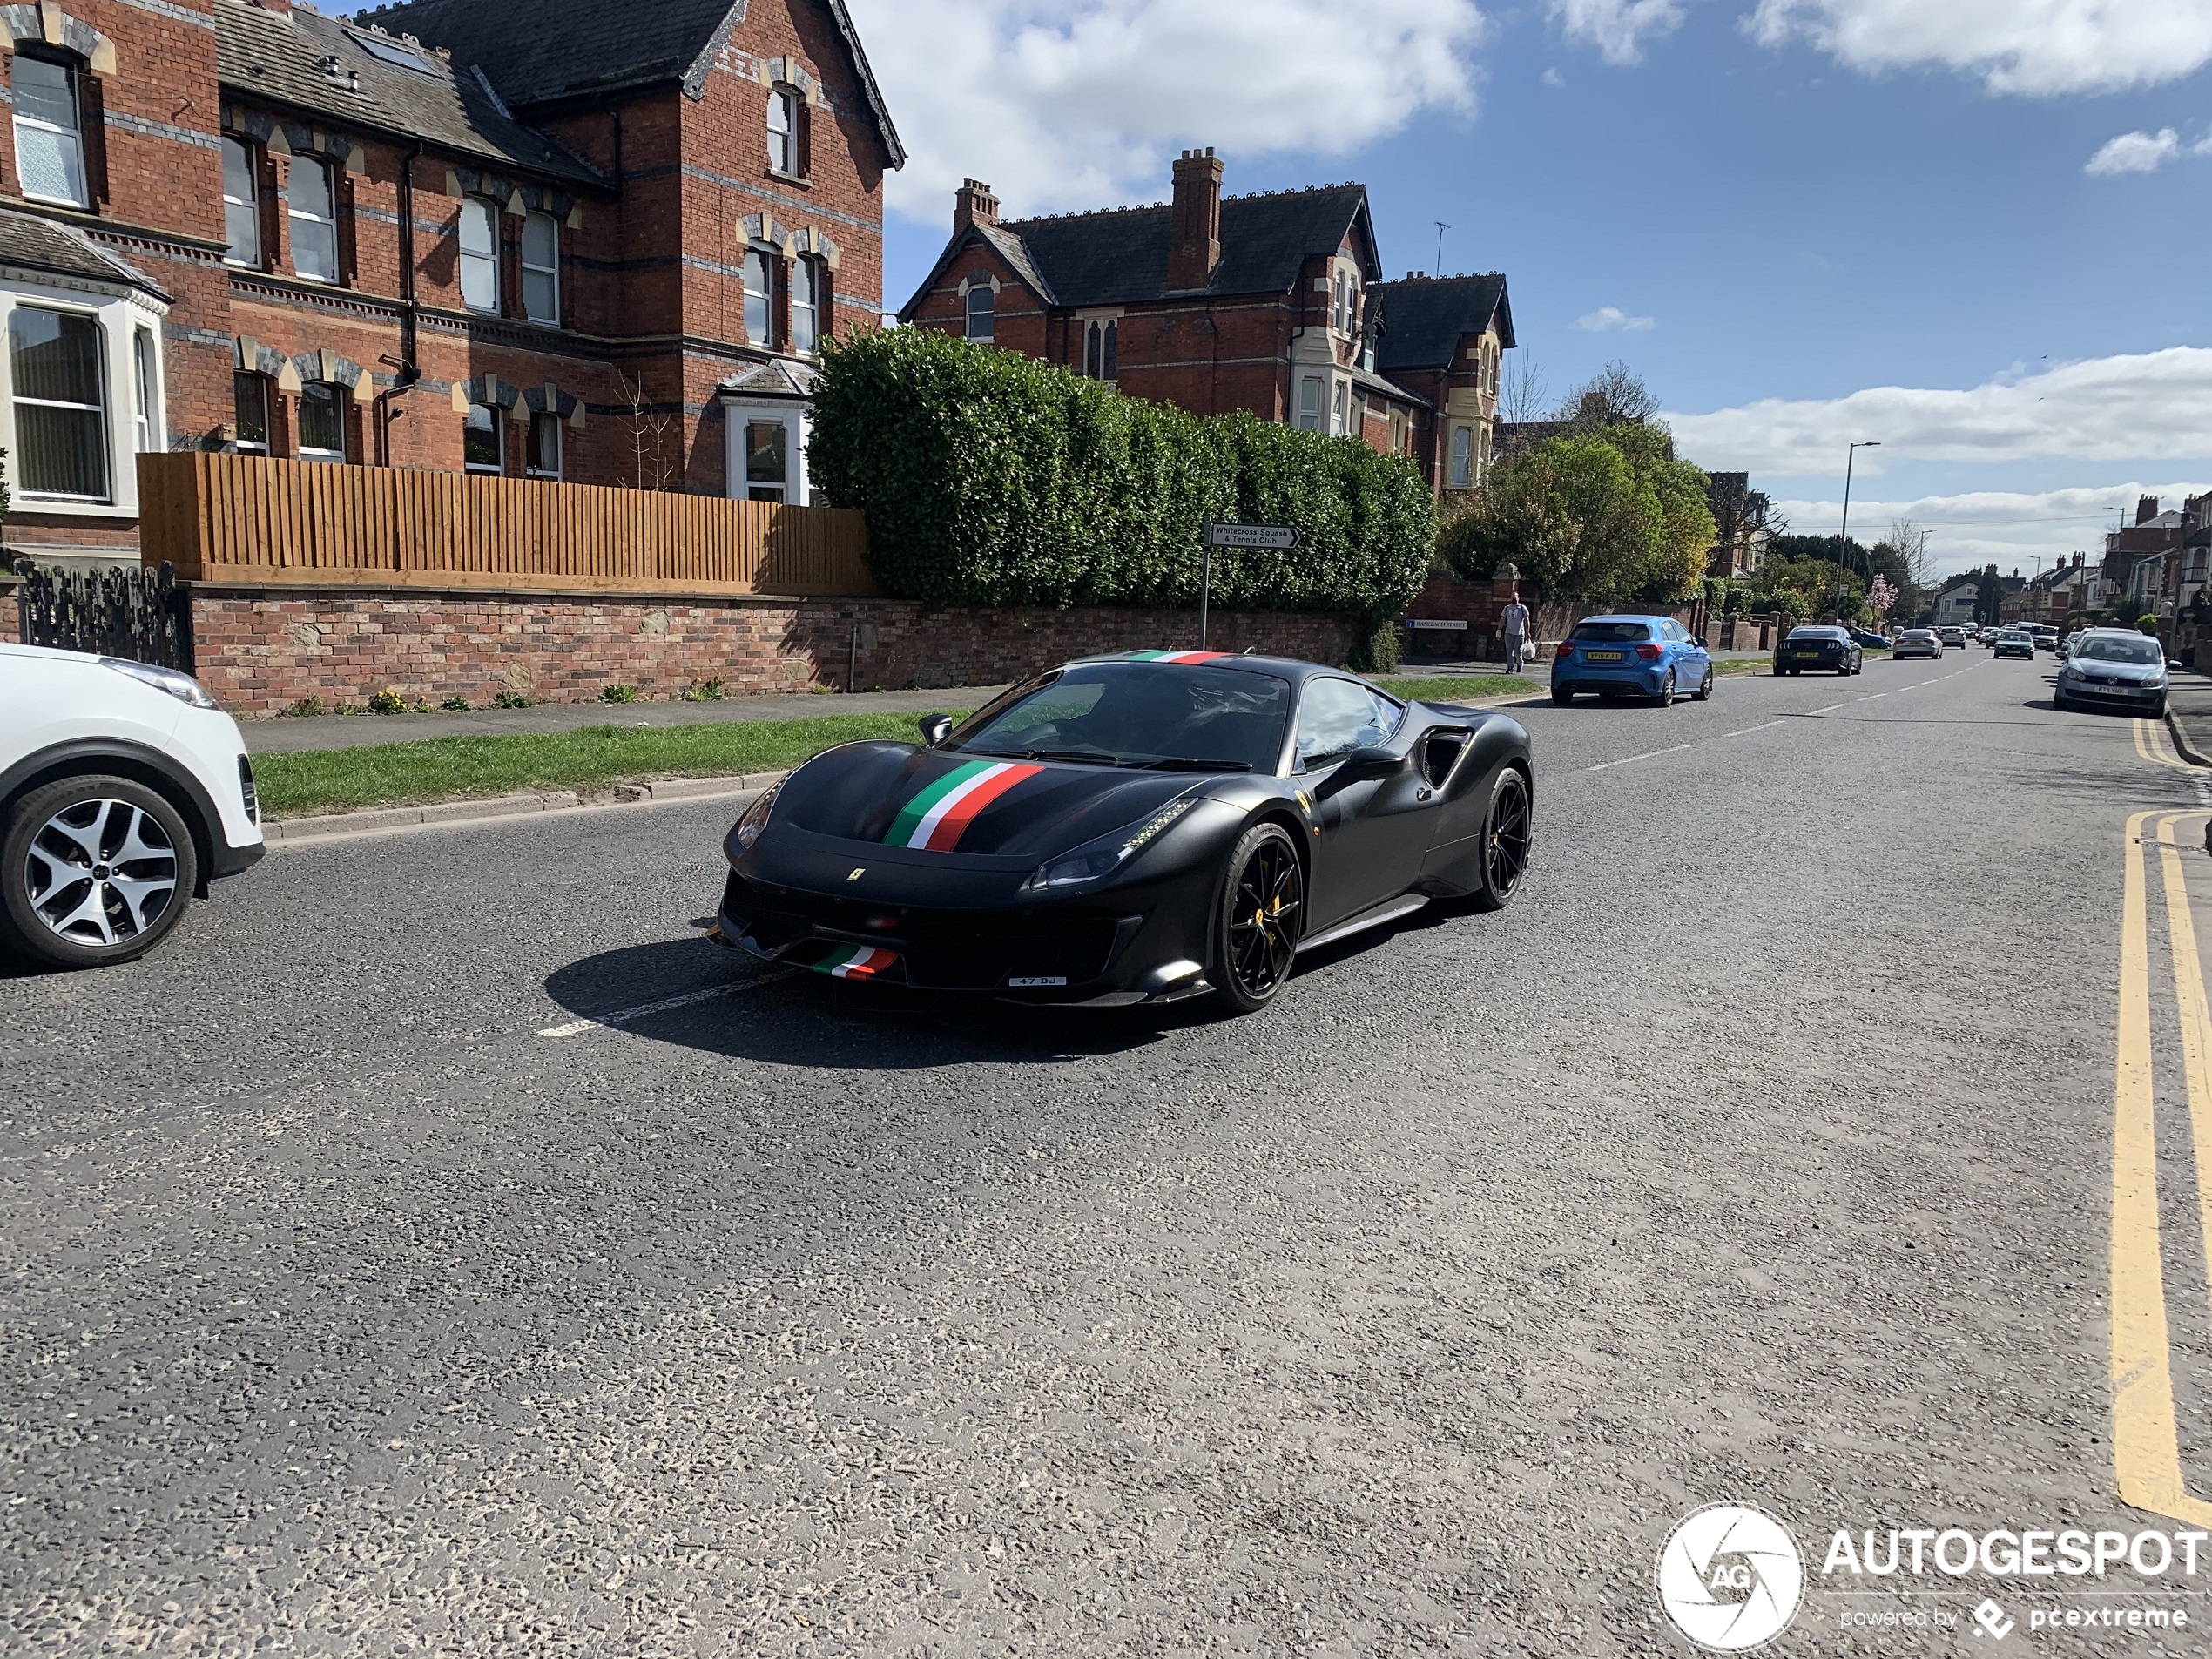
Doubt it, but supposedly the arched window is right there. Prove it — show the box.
[462,401,502,474]
[233,372,269,456]
[521,210,558,323]
[298,381,347,464]
[289,158,338,282]
[10,307,107,500]
[221,137,260,267]
[964,283,994,342]
[1082,319,1116,381]
[458,197,499,313]
[791,255,820,355]
[743,250,777,348]
[767,84,801,176]
[12,52,87,209]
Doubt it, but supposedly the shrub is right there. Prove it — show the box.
[367,688,407,715]
[601,683,641,705]
[441,695,473,711]
[2140,614,2160,635]
[682,678,727,703]
[809,327,1434,626]
[283,694,326,718]
[492,691,534,710]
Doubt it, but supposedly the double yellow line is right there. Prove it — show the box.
[2136,716,2189,770]
[2112,807,2212,1525]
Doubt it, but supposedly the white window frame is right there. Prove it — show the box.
[790,254,819,355]
[1296,375,1323,431]
[767,84,800,176]
[1447,425,1474,489]
[724,400,811,505]
[1330,380,1347,437]
[288,158,339,283]
[462,401,502,475]
[458,196,500,314]
[0,280,165,517]
[526,409,562,481]
[743,248,778,349]
[132,326,159,454]
[297,381,347,464]
[1080,315,1118,381]
[10,303,109,502]
[964,281,995,342]
[222,136,261,268]
[11,53,88,211]
[521,209,559,325]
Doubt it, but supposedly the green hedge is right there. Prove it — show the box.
[807,327,1434,623]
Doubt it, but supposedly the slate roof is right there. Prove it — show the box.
[900,184,1375,317]
[0,208,168,300]
[1369,273,1513,374]
[355,0,904,166]
[217,1,604,186]
[719,358,817,399]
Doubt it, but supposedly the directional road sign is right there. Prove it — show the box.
[1204,523,1300,550]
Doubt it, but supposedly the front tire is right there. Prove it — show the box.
[1692,669,1714,701]
[1469,767,1532,914]
[1212,821,1302,1014]
[0,775,199,970]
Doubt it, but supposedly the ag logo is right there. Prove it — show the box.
[1655,1503,1804,1651]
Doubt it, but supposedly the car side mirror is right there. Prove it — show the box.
[918,713,954,746]
[1314,745,1402,799]
[2171,659,2186,671]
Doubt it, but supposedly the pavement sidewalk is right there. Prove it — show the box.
[2164,668,2212,766]
[243,684,1012,755]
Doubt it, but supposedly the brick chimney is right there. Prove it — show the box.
[1168,146,1223,292]
[2139,494,2161,525]
[954,179,999,234]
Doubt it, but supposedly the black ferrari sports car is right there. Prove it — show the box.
[714,651,1534,1012]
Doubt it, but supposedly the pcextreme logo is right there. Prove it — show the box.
[1656,1504,1806,1651]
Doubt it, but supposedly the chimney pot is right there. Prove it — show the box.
[2140,494,2161,525]
[954,178,999,233]
[1168,146,1224,291]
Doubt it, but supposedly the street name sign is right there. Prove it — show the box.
[1204,523,1300,550]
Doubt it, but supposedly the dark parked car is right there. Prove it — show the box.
[1991,630,2035,659]
[1774,626,1865,676]
[714,652,1535,1015]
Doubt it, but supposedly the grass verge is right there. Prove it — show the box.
[255,711,971,819]
[1374,674,1536,703]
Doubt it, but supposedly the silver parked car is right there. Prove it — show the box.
[2054,630,2174,716]
[1892,629,1943,660]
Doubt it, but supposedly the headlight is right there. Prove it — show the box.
[2061,665,2086,681]
[731,780,782,852]
[1022,799,1195,893]
[101,657,217,709]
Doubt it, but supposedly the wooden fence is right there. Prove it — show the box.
[136,452,878,597]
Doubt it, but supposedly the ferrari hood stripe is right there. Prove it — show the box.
[1125,650,1232,664]
[886,760,1045,851]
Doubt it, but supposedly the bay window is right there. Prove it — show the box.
[222,137,260,267]
[289,158,338,282]
[132,327,158,453]
[1331,380,1347,437]
[1447,425,1474,490]
[744,417,787,502]
[459,197,499,313]
[12,54,87,210]
[522,210,559,324]
[1296,375,1322,431]
[10,307,107,501]
[298,381,347,463]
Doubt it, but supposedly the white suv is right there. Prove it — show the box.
[0,644,263,968]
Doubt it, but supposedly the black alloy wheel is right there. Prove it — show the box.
[1653,670,1676,707]
[1215,821,1303,1014]
[1471,766,1532,913]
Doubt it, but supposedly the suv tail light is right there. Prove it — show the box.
[1635,643,1663,660]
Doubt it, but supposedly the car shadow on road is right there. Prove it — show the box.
[543,936,1231,1069]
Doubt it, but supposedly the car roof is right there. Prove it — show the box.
[1576,613,1672,624]
[1063,651,1343,685]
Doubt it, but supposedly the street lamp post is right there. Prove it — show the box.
[1838,441,1880,621]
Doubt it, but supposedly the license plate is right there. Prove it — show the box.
[1586,651,1622,661]
[1008,975,1068,988]
[2087,684,2132,695]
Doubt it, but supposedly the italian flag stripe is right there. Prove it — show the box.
[885,760,1044,850]
[1125,649,1232,664]
[815,944,898,980]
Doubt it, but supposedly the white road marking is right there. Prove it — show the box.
[1586,744,1694,772]
[1810,702,1851,714]
[537,969,795,1039]
[1725,720,1785,738]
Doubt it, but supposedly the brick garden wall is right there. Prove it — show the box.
[187,586,1360,715]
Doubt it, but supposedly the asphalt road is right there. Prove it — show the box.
[8,646,2212,1656]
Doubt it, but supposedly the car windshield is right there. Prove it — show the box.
[947,662,1291,771]
[2075,636,2164,664]
[1572,621,1654,642]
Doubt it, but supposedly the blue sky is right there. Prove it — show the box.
[845,0,2212,578]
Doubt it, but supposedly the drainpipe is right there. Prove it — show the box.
[374,140,428,467]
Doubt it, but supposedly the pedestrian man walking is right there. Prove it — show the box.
[1500,588,1531,673]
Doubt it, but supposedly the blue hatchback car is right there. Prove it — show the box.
[1550,615,1713,706]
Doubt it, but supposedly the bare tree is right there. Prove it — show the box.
[1887,516,1932,589]
[617,367,678,492]
[1557,360,1660,428]
[1501,354,1549,425]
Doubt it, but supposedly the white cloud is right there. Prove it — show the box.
[1747,0,2212,95]
[2084,126,2212,175]
[1769,484,2211,577]
[1550,0,1686,65]
[844,0,1490,221]
[1575,306,1656,332]
[1543,66,1569,87]
[1667,347,2212,475]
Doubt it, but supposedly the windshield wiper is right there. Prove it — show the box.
[1127,756,1254,772]
[965,746,1120,765]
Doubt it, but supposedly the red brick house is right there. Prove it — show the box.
[897,151,1514,500]
[0,0,901,568]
